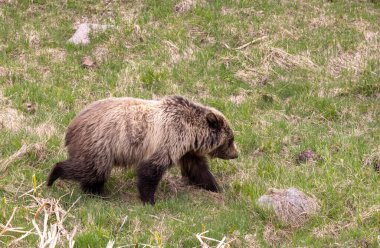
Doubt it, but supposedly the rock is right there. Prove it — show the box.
[68,23,113,45]
[296,149,321,164]
[257,188,320,227]
[26,102,36,114]
[81,56,97,69]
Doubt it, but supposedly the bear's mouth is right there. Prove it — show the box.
[208,149,238,160]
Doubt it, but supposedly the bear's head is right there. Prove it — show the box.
[205,111,238,160]
[161,95,239,160]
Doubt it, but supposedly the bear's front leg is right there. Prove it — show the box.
[180,153,219,192]
[137,154,171,205]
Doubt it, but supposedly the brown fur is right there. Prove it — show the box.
[47,96,238,204]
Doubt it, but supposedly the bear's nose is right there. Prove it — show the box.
[231,154,238,159]
[229,153,238,159]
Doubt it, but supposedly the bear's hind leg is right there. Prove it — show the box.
[81,180,106,195]
[79,159,112,195]
[180,153,219,192]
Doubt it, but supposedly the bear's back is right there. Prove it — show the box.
[65,97,160,166]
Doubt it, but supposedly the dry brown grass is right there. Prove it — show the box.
[188,26,216,44]
[0,107,25,132]
[1,192,79,247]
[328,21,380,78]
[309,12,336,30]
[264,47,317,70]
[236,45,317,85]
[0,95,57,138]
[221,7,264,17]
[313,204,380,239]
[0,143,45,173]
[32,122,57,139]
[229,89,247,105]
[0,66,7,76]
[94,46,109,63]
[363,148,380,172]
[163,40,197,64]
[263,223,290,247]
[40,48,66,64]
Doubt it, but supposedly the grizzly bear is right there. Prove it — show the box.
[47,96,238,204]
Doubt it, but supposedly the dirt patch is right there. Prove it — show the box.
[0,66,7,76]
[33,122,57,139]
[163,40,197,64]
[263,223,290,247]
[229,89,247,105]
[120,2,143,24]
[42,48,66,63]
[328,28,380,78]
[235,68,268,86]
[94,46,109,62]
[244,233,259,247]
[309,13,336,29]
[188,26,216,44]
[22,25,41,47]
[0,107,25,132]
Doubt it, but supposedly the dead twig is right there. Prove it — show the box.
[0,207,17,235]
[196,230,229,248]
[225,36,267,50]
[235,36,268,50]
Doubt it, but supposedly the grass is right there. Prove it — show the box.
[0,0,379,247]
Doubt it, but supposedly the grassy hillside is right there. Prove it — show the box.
[0,0,379,247]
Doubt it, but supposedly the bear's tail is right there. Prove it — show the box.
[46,160,68,186]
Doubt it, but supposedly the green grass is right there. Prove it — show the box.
[1,0,380,247]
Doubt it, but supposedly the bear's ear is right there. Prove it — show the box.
[206,112,222,130]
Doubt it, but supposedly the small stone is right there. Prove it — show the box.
[174,0,195,13]
[26,102,36,114]
[296,149,321,164]
[68,23,113,45]
[81,56,97,69]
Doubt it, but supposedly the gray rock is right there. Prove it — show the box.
[68,23,113,45]
[257,188,320,226]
